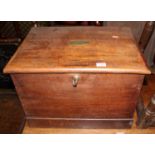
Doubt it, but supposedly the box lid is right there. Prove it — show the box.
[4,27,150,74]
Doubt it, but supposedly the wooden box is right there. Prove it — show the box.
[4,27,150,128]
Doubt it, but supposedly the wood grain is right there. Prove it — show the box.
[4,27,150,74]
[12,73,144,128]
[27,118,132,129]
[4,26,150,129]
[23,125,155,134]
[12,74,143,118]
[106,22,146,42]
[23,112,155,133]
[21,75,155,133]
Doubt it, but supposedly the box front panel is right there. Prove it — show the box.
[12,73,144,119]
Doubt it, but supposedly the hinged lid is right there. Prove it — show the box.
[4,27,150,74]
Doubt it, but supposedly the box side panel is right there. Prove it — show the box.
[11,73,144,119]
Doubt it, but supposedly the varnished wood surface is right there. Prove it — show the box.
[23,112,155,133]
[4,27,150,74]
[27,118,132,129]
[23,75,155,133]
[12,74,143,119]
[106,22,146,42]
[23,125,155,134]
[12,73,143,128]
[3,26,151,131]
